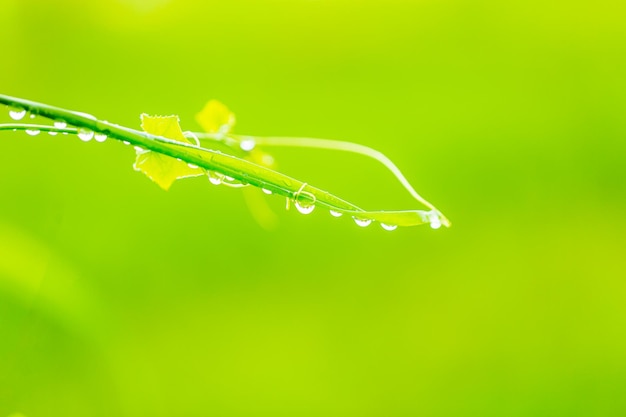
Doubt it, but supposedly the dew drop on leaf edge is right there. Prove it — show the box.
[54,120,67,129]
[353,217,372,227]
[25,129,40,136]
[329,210,343,218]
[77,128,94,142]
[208,172,222,185]
[294,201,315,215]
[94,132,107,142]
[428,210,442,229]
[262,188,272,195]
[9,107,26,121]
[381,223,397,231]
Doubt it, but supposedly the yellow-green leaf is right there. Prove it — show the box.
[133,114,204,190]
[195,100,236,134]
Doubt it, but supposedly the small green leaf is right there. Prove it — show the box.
[134,114,204,190]
[195,100,236,134]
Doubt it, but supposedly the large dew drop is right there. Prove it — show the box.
[9,107,26,121]
[77,128,94,142]
[353,217,372,227]
[94,132,107,142]
[329,210,343,218]
[381,223,397,231]
[25,129,40,136]
[295,201,315,215]
[54,120,67,129]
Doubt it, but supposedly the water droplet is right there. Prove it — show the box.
[353,217,372,227]
[94,132,107,142]
[262,188,272,195]
[224,175,235,181]
[381,223,397,231]
[428,211,442,230]
[240,139,255,151]
[77,128,94,142]
[54,120,67,129]
[208,171,223,185]
[25,129,40,136]
[9,107,26,120]
[294,201,315,215]
[329,210,343,218]
[48,131,58,136]
[134,146,145,152]
[187,163,199,169]
[123,141,131,145]
[29,113,36,119]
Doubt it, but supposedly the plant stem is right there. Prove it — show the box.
[0,93,448,228]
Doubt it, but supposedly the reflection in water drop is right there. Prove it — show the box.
[77,128,94,142]
[353,217,372,227]
[9,107,26,120]
[329,210,343,218]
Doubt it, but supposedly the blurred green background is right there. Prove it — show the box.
[1,0,625,416]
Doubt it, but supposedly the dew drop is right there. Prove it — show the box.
[295,201,315,215]
[94,132,107,142]
[9,107,26,121]
[381,223,397,231]
[329,210,343,218]
[240,139,256,151]
[48,131,58,136]
[29,113,36,119]
[208,171,223,185]
[427,210,442,229]
[77,128,94,142]
[54,120,67,129]
[224,175,235,181]
[262,188,273,195]
[353,217,372,227]
[123,141,130,145]
[25,129,40,136]
[187,163,199,169]
[134,146,145,152]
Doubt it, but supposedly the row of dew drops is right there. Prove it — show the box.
[9,106,107,142]
[8,106,443,231]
